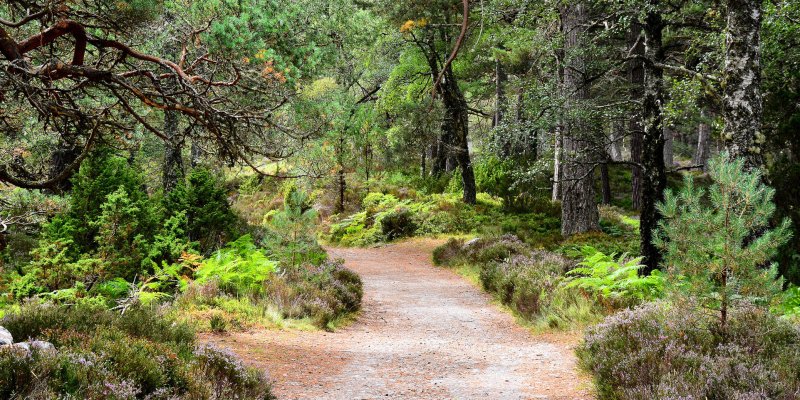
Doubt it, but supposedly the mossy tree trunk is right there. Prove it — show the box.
[560,1,599,235]
[723,0,764,171]
[639,5,668,274]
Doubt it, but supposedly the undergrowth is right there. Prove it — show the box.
[0,303,275,399]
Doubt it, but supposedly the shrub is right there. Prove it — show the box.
[0,303,274,399]
[379,207,417,240]
[164,168,238,251]
[67,152,155,252]
[432,238,464,266]
[209,313,228,333]
[262,184,325,267]
[578,302,800,399]
[263,260,362,329]
[460,235,530,264]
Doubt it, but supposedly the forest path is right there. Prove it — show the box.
[200,239,591,399]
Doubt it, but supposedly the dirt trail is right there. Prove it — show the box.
[201,239,591,399]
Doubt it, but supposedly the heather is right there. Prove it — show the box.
[0,303,274,399]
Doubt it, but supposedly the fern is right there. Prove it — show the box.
[195,235,277,295]
[565,246,663,307]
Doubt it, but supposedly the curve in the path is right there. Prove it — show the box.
[201,239,591,400]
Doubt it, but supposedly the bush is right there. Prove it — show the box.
[433,235,607,330]
[261,184,325,267]
[578,302,800,399]
[379,207,417,240]
[164,168,238,251]
[432,238,464,266]
[0,303,274,399]
[263,260,362,329]
[479,252,570,316]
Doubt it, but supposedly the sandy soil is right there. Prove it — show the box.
[200,239,592,399]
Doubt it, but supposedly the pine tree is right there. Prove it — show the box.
[655,153,792,332]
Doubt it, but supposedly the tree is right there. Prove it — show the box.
[638,3,668,273]
[656,153,791,332]
[0,0,307,190]
[559,1,599,235]
[722,0,765,171]
[384,0,477,204]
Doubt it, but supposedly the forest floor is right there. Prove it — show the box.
[200,239,591,399]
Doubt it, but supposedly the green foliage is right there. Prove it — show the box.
[164,168,237,251]
[66,152,156,252]
[565,246,663,308]
[195,235,277,296]
[327,191,558,246]
[92,187,150,279]
[262,184,325,267]
[655,153,793,328]
[556,231,639,258]
[379,207,417,240]
[775,286,800,317]
[209,313,228,333]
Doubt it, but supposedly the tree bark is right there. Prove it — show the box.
[600,161,612,205]
[494,59,508,129]
[609,120,623,162]
[162,110,184,193]
[694,113,711,171]
[628,23,645,211]
[190,140,201,167]
[639,5,668,273]
[663,126,674,167]
[552,125,562,202]
[723,0,764,171]
[440,64,476,204]
[47,144,80,193]
[560,2,599,236]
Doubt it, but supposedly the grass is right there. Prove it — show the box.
[172,295,320,332]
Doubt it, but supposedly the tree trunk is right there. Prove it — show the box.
[628,23,645,211]
[162,110,184,193]
[723,0,764,171]
[609,120,623,162]
[552,124,563,202]
[560,2,599,235]
[337,167,345,214]
[600,160,612,205]
[47,143,80,193]
[190,140,201,167]
[494,59,508,129]
[663,126,674,167]
[420,147,427,178]
[640,6,668,273]
[440,64,476,204]
[694,114,711,170]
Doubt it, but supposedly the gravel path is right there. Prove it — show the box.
[201,239,591,399]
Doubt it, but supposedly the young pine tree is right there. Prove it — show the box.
[654,153,792,332]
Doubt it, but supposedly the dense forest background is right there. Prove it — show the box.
[1,0,800,398]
